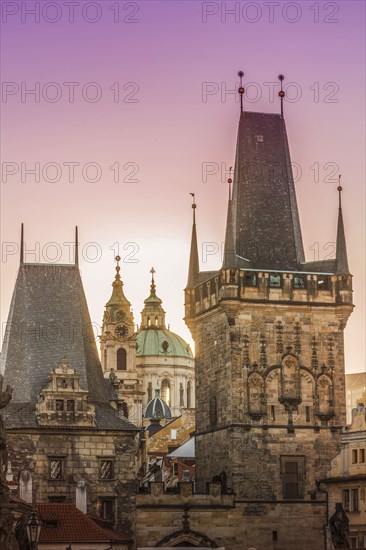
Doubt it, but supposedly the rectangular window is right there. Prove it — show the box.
[66,400,75,412]
[294,276,305,289]
[269,274,281,288]
[56,400,64,411]
[351,488,359,512]
[173,463,179,476]
[350,538,357,549]
[342,489,350,510]
[49,458,64,480]
[281,456,305,500]
[99,498,115,521]
[271,405,276,421]
[244,272,257,287]
[352,449,358,464]
[306,406,311,422]
[99,460,114,480]
[359,449,365,463]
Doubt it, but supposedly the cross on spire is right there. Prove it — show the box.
[150,267,156,294]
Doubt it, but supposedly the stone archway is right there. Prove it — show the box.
[155,528,219,548]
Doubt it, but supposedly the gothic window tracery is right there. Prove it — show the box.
[316,375,333,419]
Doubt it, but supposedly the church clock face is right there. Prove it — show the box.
[115,324,128,339]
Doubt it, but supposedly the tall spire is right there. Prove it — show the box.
[105,256,132,310]
[20,223,24,265]
[223,170,237,268]
[187,193,199,287]
[335,176,350,274]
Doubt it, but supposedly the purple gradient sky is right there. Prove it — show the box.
[1,1,365,373]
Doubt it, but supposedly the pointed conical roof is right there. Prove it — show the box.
[336,189,350,274]
[187,203,199,287]
[1,262,137,431]
[222,197,237,268]
[230,111,304,270]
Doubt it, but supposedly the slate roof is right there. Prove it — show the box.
[1,263,137,432]
[36,503,131,543]
[231,111,305,270]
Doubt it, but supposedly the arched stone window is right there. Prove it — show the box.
[187,381,192,408]
[179,383,184,406]
[161,379,171,406]
[116,348,127,371]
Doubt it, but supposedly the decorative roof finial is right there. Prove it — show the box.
[238,71,245,113]
[337,174,343,208]
[75,226,79,266]
[278,74,285,117]
[20,223,24,265]
[115,255,121,281]
[228,166,233,200]
[150,266,156,295]
[190,192,196,223]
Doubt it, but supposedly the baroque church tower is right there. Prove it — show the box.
[100,256,143,426]
[185,80,354,506]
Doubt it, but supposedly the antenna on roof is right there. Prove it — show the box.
[337,174,343,208]
[75,226,79,267]
[278,74,285,118]
[20,223,24,265]
[238,71,245,113]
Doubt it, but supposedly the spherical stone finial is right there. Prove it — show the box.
[337,186,343,192]
[278,90,285,98]
[192,203,197,209]
[115,255,121,263]
[278,74,285,81]
[238,86,245,95]
[238,70,244,78]
[228,178,233,184]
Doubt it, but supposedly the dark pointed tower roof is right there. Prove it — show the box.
[1,242,137,431]
[335,181,350,274]
[187,195,199,286]
[230,111,305,270]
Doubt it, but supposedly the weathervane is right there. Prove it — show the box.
[190,192,196,222]
[238,71,245,113]
[278,74,285,117]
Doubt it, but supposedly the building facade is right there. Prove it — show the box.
[321,403,366,549]
[100,263,195,424]
[1,236,139,538]
[346,373,366,424]
[137,104,355,549]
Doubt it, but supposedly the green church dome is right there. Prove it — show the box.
[136,328,193,358]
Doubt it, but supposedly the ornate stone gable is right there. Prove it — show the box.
[35,358,95,427]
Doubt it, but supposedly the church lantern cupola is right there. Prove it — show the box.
[140,268,166,329]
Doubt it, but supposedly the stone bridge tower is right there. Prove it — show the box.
[184,99,354,507]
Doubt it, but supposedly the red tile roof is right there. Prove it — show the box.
[36,504,131,543]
